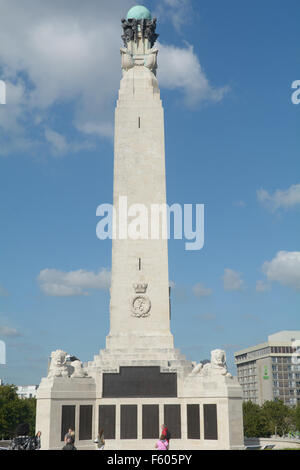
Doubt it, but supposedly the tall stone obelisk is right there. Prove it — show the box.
[107,5,174,352]
[36,7,244,450]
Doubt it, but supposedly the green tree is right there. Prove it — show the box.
[0,384,36,440]
[0,384,18,402]
[261,400,292,436]
[26,398,37,436]
[294,405,300,432]
[243,401,270,437]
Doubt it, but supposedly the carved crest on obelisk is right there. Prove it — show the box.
[131,283,151,317]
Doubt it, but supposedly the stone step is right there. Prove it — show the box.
[93,352,188,363]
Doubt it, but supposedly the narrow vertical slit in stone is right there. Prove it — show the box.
[138,117,141,128]
[139,258,141,271]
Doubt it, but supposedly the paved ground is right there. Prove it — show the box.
[245,437,300,450]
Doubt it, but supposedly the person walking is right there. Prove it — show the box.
[62,437,77,450]
[94,429,105,450]
[161,424,170,449]
[34,431,42,450]
[155,434,169,451]
[64,428,75,444]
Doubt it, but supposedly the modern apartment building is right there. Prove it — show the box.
[234,331,300,406]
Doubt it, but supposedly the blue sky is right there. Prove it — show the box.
[0,0,299,384]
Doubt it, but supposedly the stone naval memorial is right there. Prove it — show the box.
[36,6,244,450]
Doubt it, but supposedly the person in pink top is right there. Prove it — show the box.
[155,434,169,450]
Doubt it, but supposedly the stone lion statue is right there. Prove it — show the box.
[71,360,88,378]
[191,349,232,378]
[48,350,69,378]
[190,362,204,375]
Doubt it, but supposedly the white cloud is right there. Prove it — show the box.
[45,128,68,155]
[0,0,134,154]
[155,0,193,31]
[193,283,213,297]
[44,128,92,156]
[262,251,300,291]
[257,183,300,212]
[38,268,111,297]
[256,280,270,293]
[222,268,245,292]
[77,122,113,139]
[0,0,227,155]
[0,326,21,337]
[158,42,229,108]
